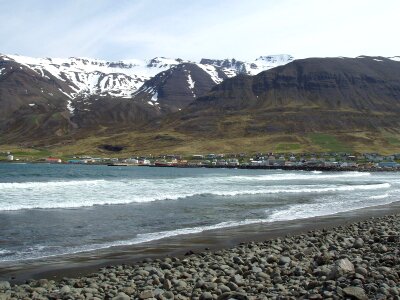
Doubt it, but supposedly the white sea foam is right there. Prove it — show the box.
[232,172,371,181]
[0,179,107,190]
[0,179,390,211]
[369,193,390,199]
[268,193,396,222]
[0,249,11,254]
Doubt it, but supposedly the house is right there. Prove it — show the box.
[228,159,240,166]
[192,155,204,160]
[378,162,398,168]
[46,157,62,163]
[6,154,13,161]
[216,160,228,166]
[139,159,151,165]
[124,158,139,164]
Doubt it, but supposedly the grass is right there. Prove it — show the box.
[308,133,352,152]
[386,136,400,146]
[275,143,301,152]
[2,129,400,159]
[0,146,53,160]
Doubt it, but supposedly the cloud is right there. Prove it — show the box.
[0,0,399,60]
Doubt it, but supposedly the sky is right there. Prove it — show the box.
[1,0,399,61]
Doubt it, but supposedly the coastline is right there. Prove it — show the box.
[2,200,400,285]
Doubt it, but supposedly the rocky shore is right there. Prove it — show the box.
[1,214,400,300]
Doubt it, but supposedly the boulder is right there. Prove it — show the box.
[343,286,368,300]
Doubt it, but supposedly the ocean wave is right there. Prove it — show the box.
[0,182,390,211]
[0,180,107,190]
[2,190,398,262]
[0,219,268,262]
[211,183,390,196]
[232,172,371,181]
[369,193,390,199]
[267,193,396,222]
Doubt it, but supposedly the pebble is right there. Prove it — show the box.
[2,213,400,299]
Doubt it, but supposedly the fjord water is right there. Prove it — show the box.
[0,163,398,263]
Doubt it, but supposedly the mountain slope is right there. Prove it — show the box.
[142,56,400,154]
[0,53,294,142]
[131,63,228,112]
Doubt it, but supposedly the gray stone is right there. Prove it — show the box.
[330,258,354,278]
[231,275,244,285]
[343,286,368,300]
[219,284,231,293]
[0,282,10,291]
[160,291,175,300]
[160,263,172,270]
[199,292,213,300]
[355,267,368,276]
[377,266,392,273]
[139,290,154,299]
[266,255,277,263]
[278,256,291,265]
[233,256,245,265]
[60,285,71,294]
[353,238,364,248]
[112,292,131,300]
[217,292,249,300]
[163,279,172,290]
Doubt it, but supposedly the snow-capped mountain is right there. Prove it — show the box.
[132,63,227,111]
[200,54,294,76]
[0,54,294,101]
[0,54,187,99]
[0,53,295,141]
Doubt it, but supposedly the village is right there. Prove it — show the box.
[2,151,400,171]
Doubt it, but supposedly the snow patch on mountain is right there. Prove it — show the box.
[187,72,196,98]
[389,56,400,62]
[0,53,296,111]
[1,55,189,100]
[151,92,158,102]
[200,54,294,76]
[66,100,75,115]
[195,64,224,84]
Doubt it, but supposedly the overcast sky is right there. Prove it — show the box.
[1,0,399,61]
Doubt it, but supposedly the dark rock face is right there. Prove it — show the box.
[175,56,400,135]
[0,57,226,143]
[198,56,400,111]
[200,58,247,73]
[2,55,400,145]
[133,63,227,112]
[0,59,78,140]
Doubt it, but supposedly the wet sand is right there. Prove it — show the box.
[1,200,400,285]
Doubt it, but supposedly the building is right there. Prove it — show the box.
[6,154,13,161]
[46,157,62,163]
[378,162,398,168]
[228,159,239,166]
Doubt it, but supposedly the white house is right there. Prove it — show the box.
[7,154,14,161]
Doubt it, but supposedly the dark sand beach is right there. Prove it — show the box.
[1,201,400,299]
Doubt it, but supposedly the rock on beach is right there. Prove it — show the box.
[1,214,400,299]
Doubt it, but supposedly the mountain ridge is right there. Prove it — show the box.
[2,55,400,155]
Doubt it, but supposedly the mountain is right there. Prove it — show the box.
[151,56,400,154]
[3,54,400,155]
[0,53,293,142]
[200,54,294,76]
[0,54,188,99]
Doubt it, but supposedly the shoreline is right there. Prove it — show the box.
[1,203,399,299]
[1,200,400,285]
[1,161,399,172]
